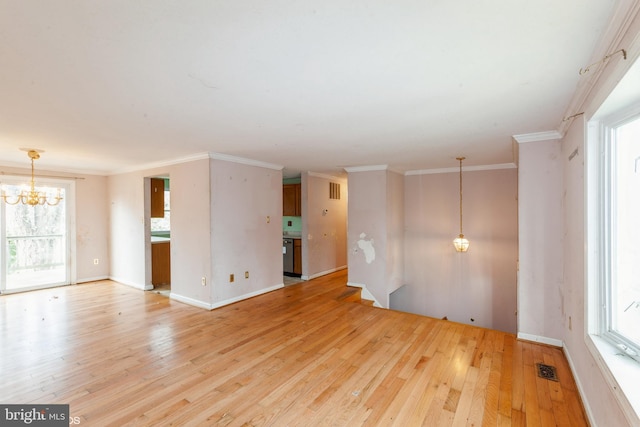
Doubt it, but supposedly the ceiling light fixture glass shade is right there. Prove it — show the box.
[1,150,63,206]
[453,156,469,252]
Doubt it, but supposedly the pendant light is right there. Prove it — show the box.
[0,149,63,206]
[453,157,470,252]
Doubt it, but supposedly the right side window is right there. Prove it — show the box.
[601,112,640,361]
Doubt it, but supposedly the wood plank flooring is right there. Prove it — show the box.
[0,270,588,426]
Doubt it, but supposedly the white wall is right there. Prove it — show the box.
[346,168,405,308]
[169,159,212,305]
[386,170,404,294]
[397,168,518,333]
[108,158,213,306]
[301,172,348,279]
[108,170,152,289]
[517,140,564,343]
[209,158,283,306]
[75,174,110,282]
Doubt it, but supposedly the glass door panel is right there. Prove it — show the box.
[1,181,69,292]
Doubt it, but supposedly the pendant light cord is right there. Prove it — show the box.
[457,157,465,236]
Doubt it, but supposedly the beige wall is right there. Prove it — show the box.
[517,140,564,343]
[301,172,348,279]
[346,168,404,308]
[397,168,518,333]
[209,158,283,306]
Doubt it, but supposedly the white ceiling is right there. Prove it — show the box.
[0,1,620,177]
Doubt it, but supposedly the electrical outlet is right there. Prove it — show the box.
[230,274,234,283]
[93,258,99,265]
[245,271,249,279]
[201,277,206,286]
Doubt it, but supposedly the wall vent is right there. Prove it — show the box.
[329,182,341,200]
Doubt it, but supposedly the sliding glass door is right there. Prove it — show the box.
[0,178,71,293]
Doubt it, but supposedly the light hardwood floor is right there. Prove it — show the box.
[0,270,587,426]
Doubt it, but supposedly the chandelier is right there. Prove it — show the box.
[1,150,63,206]
[453,157,470,252]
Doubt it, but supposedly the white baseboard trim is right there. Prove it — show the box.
[209,284,284,310]
[76,275,110,284]
[347,281,382,308]
[302,265,347,281]
[170,284,285,311]
[562,344,596,427]
[517,332,563,347]
[170,293,213,310]
[109,276,153,291]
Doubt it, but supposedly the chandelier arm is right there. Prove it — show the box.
[1,149,64,207]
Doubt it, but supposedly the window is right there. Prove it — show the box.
[587,106,640,422]
[608,116,640,357]
[590,108,640,362]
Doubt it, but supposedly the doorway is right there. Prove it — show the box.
[148,177,171,296]
[0,178,73,293]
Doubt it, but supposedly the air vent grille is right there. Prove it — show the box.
[329,182,340,200]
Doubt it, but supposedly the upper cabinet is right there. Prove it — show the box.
[150,178,165,218]
[283,183,301,216]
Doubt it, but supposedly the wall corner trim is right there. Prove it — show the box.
[513,131,563,144]
[517,332,563,347]
[209,284,285,310]
[170,293,214,310]
[109,276,154,291]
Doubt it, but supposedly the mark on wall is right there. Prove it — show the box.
[357,233,376,264]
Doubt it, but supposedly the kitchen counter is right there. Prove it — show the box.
[151,236,170,243]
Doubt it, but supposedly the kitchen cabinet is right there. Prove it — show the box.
[150,178,165,218]
[283,184,301,216]
[152,241,171,285]
[293,239,302,275]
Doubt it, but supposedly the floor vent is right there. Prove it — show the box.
[536,363,559,381]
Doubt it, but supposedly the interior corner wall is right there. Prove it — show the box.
[517,140,564,341]
[209,159,282,305]
[347,169,389,307]
[400,168,518,333]
[301,173,348,279]
[386,171,404,294]
[169,159,212,305]
[108,158,212,306]
[75,173,110,282]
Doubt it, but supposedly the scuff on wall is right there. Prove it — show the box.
[356,233,376,264]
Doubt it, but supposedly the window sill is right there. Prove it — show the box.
[586,334,640,424]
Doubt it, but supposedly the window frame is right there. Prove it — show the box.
[588,104,640,362]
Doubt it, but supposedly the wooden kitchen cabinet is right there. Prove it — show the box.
[293,239,302,275]
[150,178,165,218]
[152,242,171,285]
[283,184,301,216]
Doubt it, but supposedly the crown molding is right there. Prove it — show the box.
[307,171,347,182]
[405,163,517,176]
[513,131,563,144]
[209,152,283,171]
[343,165,388,173]
[558,0,640,135]
[109,152,211,175]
